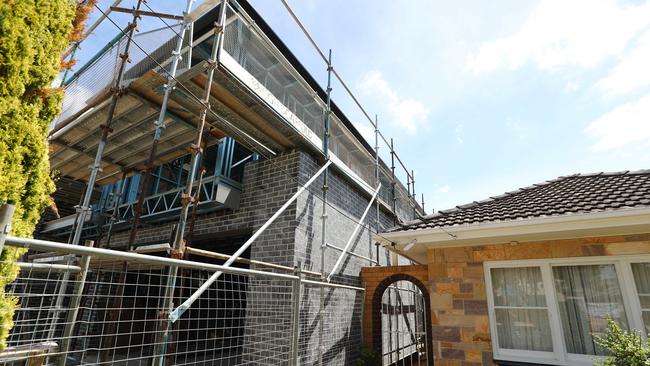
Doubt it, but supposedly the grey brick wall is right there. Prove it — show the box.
[292,152,399,365]
[64,149,414,365]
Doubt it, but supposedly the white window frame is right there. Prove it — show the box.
[485,254,650,366]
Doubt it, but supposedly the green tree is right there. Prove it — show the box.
[0,0,76,350]
[595,318,650,366]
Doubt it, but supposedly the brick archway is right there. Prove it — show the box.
[361,265,433,366]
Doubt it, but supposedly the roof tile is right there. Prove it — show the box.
[389,169,650,232]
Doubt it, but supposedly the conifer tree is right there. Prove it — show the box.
[0,0,79,350]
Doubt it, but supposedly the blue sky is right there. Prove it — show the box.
[74,0,650,214]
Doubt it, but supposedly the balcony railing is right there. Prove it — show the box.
[108,174,241,225]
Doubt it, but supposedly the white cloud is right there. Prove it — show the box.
[467,0,650,73]
[584,93,650,151]
[359,71,429,134]
[597,30,650,97]
[436,185,451,194]
[455,124,463,144]
[564,81,579,93]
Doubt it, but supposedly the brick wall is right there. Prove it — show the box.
[360,265,430,355]
[105,151,302,262]
[65,149,413,365]
[291,152,400,364]
[359,233,650,366]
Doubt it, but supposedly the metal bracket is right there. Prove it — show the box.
[205,59,217,70]
[170,248,184,259]
[180,193,195,206]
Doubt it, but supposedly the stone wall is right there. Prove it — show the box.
[427,233,650,366]
[360,233,650,366]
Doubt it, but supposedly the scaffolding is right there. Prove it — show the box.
[10,0,429,364]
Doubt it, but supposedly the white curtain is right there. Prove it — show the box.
[491,267,553,352]
[553,264,628,355]
[632,263,650,335]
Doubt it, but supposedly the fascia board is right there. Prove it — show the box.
[375,207,650,247]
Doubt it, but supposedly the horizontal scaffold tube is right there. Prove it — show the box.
[168,160,333,322]
[17,262,81,273]
[5,236,297,281]
[185,247,322,276]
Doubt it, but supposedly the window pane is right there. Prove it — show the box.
[495,309,553,351]
[632,263,650,335]
[491,267,546,307]
[491,267,553,352]
[553,264,628,355]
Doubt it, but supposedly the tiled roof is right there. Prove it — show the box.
[391,170,650,232]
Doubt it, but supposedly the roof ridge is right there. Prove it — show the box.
[560,169,650,179]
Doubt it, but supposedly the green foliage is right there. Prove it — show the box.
[0,0,75,351]
[595,318,650,366]
[354,348,381,366]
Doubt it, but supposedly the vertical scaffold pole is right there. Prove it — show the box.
[421,193,425,215]
[127,0,196,249]
[411,169,416,217]
[319,49,332,366]
[51,0,143,352]
[390,139,397,225]
[104,170,128,247]
[154,2,227,364]
[70,0,143,247]
[373,115,380,265]
[406,172,411,216]
[0,203,15,255]
[57,240,93,366]
[289,264,302,366]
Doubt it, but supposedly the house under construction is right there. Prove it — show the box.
[4,0,430,365]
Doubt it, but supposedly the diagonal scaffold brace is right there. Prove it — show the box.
[168,159,332,323]
[326,183,381,282]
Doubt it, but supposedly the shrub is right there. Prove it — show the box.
[0,0,77,351]
[594,318,650,366]
[354,347,381,366]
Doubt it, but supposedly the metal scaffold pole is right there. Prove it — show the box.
[50,0,143,352]
[411,169,417,217]
[374,115,380,265]
[104,170,128,247]
[421,193,425,215]
[390,138,397,225]
[154,1,227,362]
[319,49,333,366]
[70,0,143,247]
[127,0,196,249]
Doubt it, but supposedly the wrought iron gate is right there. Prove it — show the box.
[381,280,430,365]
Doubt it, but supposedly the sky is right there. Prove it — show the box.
[73,0,650,214]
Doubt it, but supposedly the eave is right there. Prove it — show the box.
[374,207,650,264]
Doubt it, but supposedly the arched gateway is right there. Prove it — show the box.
[361,265,434,366]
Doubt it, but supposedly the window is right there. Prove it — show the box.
[553,264,628,355]
[632,263,650,335]
[486,256,650,366]
[491,267,553,352]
